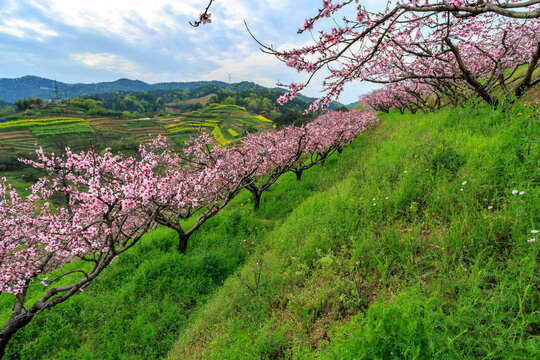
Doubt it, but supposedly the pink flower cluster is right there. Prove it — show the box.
[272,0,540,109]
[0,109,376,296]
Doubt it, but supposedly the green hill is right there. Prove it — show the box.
[1,103,538,359]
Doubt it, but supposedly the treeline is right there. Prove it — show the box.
[0,101,12,118]
[75,85,324,122]
[13,97,44,111]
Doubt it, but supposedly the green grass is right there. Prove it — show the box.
[2,102,538,359]
[168,103,539,359]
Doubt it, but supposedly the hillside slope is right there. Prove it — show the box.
[1,103,538,359]
[169,104,539,359]
[0,115,361,359]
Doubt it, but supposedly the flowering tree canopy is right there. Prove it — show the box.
[0,146,161,355]
[0,106,377,354]
[195,0,540,109]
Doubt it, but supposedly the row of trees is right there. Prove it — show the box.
[0,109,375,356]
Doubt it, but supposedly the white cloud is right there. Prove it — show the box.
[0,18,58,41]
[199,50,284,86]
[71,52,155,80]
[30,0,201,43]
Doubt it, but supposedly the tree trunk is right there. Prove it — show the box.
[0,312,34,358]
[515,42,540,99]
[177,229,190,253]
[337,147,343,154]
[444,38,499,107]
[250,189,261,210]
[294,170,303,181]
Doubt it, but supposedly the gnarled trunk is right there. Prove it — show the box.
[247,186,262,210]
[177,230,189,253]
[1,311,35,358]
[294,169,303,181]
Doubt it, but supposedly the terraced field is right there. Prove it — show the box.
[0,104,274,160]
[0,129,36,152]
[123,118,167,142]
[163,104,274,146]
[0,118,95,152]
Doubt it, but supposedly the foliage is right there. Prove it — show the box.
[14,97,43,111]
[265,1,540,110]
[0,116,365,359]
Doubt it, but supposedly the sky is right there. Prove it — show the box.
[0,0,386,104]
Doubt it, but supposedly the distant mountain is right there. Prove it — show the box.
[346,101,360,109]
[0,76,344,109]
[0,76,230,103]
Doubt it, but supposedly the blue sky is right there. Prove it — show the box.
[0,0,385,104]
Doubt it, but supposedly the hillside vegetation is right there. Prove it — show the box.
[169,103,539,359]
[1,102,537,359]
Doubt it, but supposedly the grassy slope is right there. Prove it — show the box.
[2,103,538,359]
[1,125,356,359]
[169,104,539,359]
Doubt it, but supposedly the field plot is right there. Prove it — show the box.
[0,117,94,152]
[0,129,36,152]
[86,117,125,132]
[163,104,274,145]
[123,118,167,142]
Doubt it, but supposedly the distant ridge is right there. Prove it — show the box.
[0,76,230,103]
[0,76,344,109]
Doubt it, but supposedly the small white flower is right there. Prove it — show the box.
[372,198,376,201]
[373,203,376,206]
[531,230,539,234]
[404,170,407,173]
[519,191,525,195]
[527,238,536,243]
[487,206,493,210]
[385,196,389,200]
[462,181,467,185]
[460,188,463,192]
[512,190,518,195]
